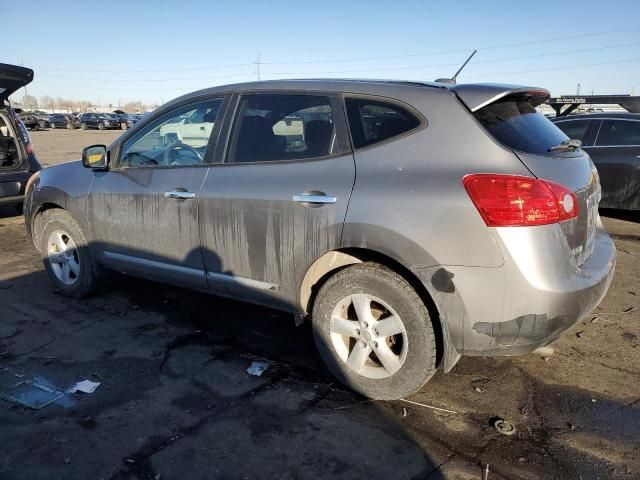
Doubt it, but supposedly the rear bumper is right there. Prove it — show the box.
[415,221,616,356]
[0,175,29,206]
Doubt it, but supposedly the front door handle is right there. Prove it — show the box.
[292,193,337,204]
[164,190,195,199]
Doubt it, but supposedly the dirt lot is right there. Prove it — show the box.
[0,130,638,479]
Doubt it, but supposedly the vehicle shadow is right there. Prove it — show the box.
[600,208,639,223]
[1,239,637,479]
[0,242,450,480]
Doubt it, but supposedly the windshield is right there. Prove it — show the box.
[475,94,570,156]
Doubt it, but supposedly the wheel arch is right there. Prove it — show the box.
[30,203,66,251]
[300,247,459,370]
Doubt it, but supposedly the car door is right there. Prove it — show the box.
[584,118,640,208]
[88,96,227,289]
[198,91,354,311]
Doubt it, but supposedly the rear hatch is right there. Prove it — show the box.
[454,84,600,266]
[0,63,34,103]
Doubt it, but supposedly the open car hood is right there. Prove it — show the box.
[0,63,34,103]
[451,83,550,112]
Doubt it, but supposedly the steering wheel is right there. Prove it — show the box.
[162,142,203,165]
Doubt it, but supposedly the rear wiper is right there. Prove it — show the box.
[548,139,582,152]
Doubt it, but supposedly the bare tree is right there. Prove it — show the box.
[123,101,140,112]
[40,95,56,111]
[22,95,38,109]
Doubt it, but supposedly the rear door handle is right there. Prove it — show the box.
[164,191,195,199]
[292,193,337,204]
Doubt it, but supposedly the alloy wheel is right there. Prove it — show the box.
[47,230,81,285]
[330,293,408,379]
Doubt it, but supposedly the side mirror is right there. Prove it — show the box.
[82,144,108,169]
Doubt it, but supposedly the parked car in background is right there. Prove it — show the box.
[24,80,615,400]
[78,113,121,130]
[33,111,50,129]
[552,113,640,211]
[0,63,42,212]
[124,113,142,129]
[47,113,69,129]
[112,112,129,128]
[14,109,40,130]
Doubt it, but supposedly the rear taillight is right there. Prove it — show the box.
[463,174,578,227]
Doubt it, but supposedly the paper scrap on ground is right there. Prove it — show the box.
[246,361,270,377]
[68,380,101,394]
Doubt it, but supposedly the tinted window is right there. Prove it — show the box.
[119,98,222,168]
[554,120,591,143]
[228,94,335,163]
[475,95,569,155]
[596,120,640,146]
[345,98,421,149]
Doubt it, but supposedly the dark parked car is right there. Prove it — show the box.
[47,113,69,129]
[0,64,42,211]
[33,111,50,129]
[15,109,40,130]
[23,80,615,399]
[78,113,121,130]
[124,113,142,129]
[552,113,640,210]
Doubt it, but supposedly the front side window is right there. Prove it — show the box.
[554,120,591,143]
[596,120,640,146]
[345,97,422,149]
[118,98,223,168]
[227,94,335,163]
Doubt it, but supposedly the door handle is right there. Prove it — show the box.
[164,191,195,199]
[292,193,337,204]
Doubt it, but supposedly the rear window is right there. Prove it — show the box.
[475,94,569,155]
[345,98,421,149]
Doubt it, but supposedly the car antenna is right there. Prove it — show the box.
[435,50,477,84]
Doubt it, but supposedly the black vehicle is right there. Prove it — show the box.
[47,113,69,129]
[0,63,42,211]
[33,111,50,129]
[113,112,129,128]
[552,113,640,211]
[124,113,142,129]
[14,109,40,130]
[78,112,122,130]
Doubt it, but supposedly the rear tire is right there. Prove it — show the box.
[50,122,55,129]
[98,123,105,130]
[39,210,100,298]
[312,263,437,400]
[81,123,87,130]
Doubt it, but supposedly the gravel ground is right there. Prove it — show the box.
[0,130,637,479]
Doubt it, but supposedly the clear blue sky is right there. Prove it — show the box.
[3,0,640,106]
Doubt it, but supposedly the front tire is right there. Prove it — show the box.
[98,123,105,130]
[39,210,100,298]
[312,263,437,400]
[81,123,87,130]
[50,122,55,129]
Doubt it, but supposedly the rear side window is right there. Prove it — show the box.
[554,120,591,143]
[475,94,569,155]
[228,94,336,163]
[596,120,640,146]
[345,98,421,149]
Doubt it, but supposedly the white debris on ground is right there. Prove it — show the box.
[246,361,270,377]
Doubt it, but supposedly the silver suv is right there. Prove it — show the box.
[24,80,616,400]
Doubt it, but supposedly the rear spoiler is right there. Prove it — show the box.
[451,84,550,112]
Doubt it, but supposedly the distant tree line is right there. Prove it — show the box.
[17,95,157,113]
